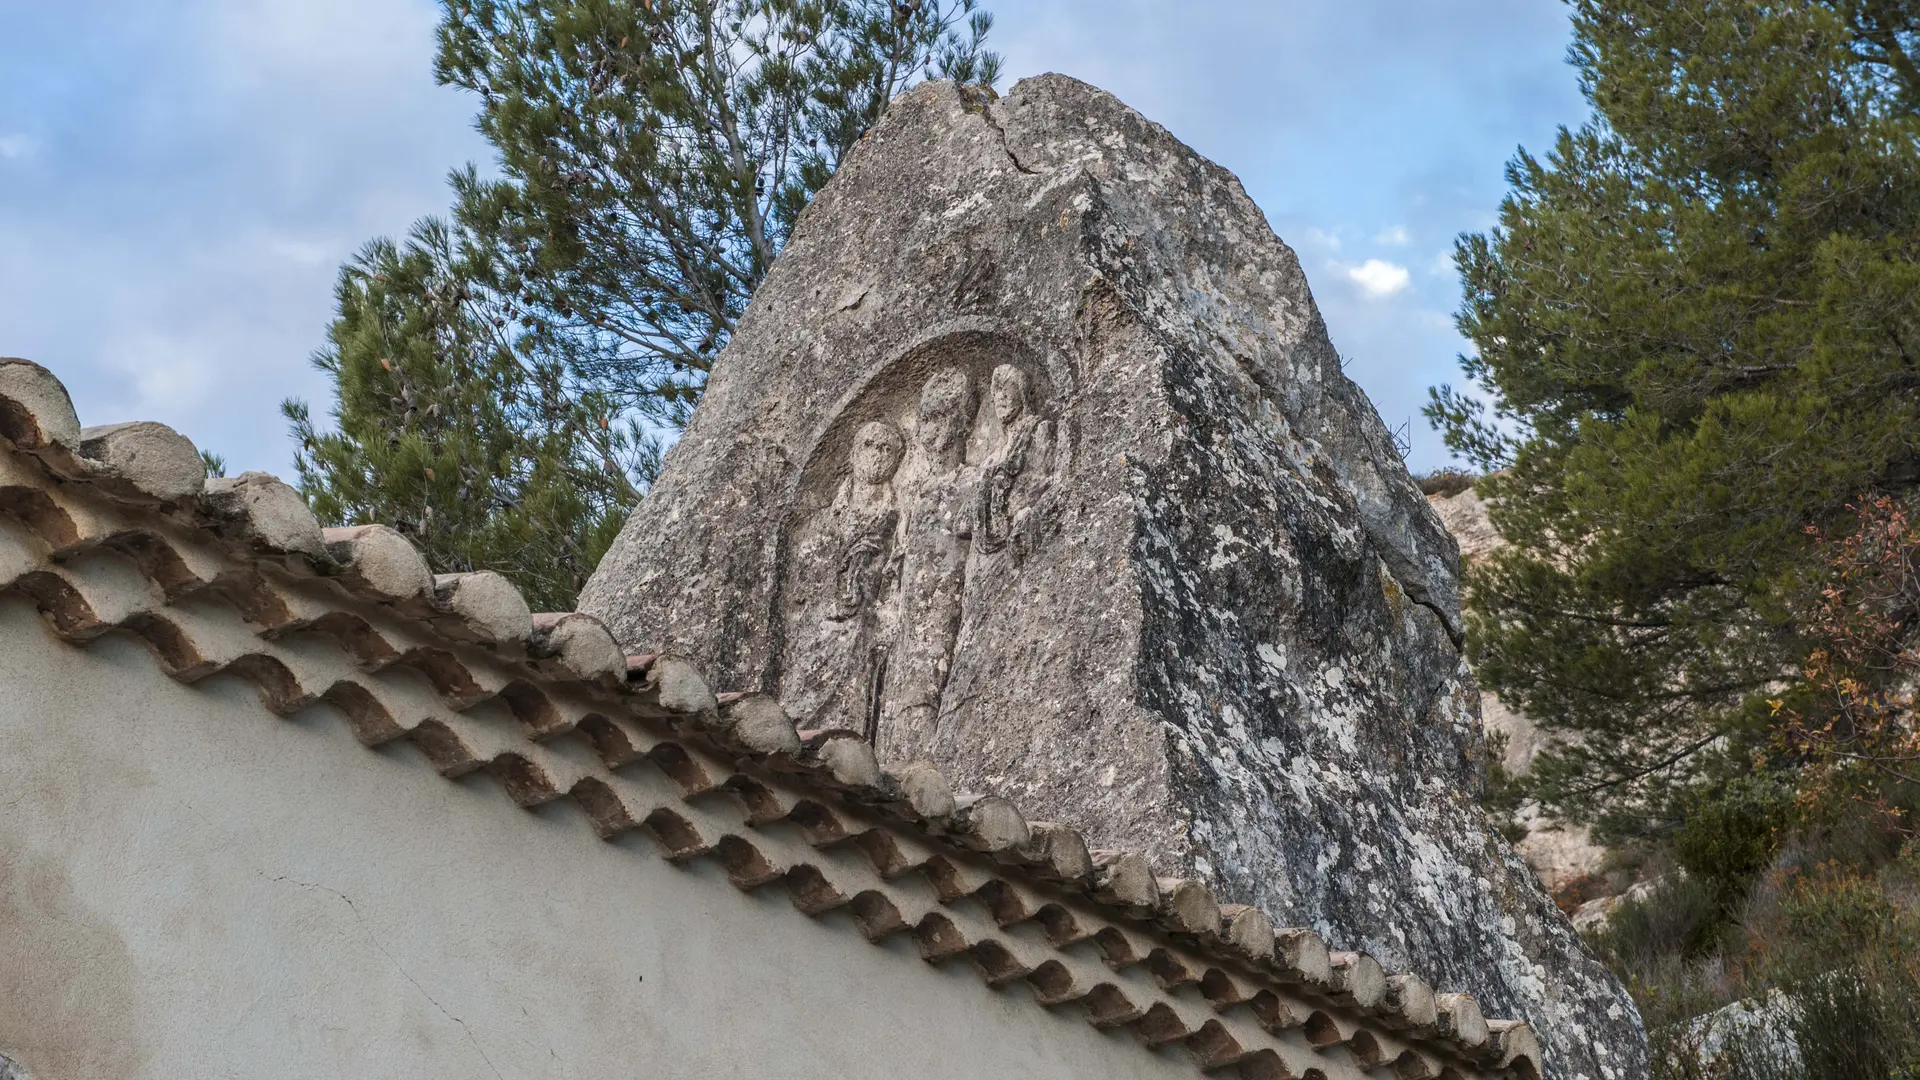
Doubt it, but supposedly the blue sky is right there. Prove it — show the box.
[0,1,1585,474]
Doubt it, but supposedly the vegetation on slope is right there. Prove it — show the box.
[1433,2,1920,1070]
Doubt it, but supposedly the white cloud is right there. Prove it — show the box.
[105,331,219,414]
[0,135,35,161]
[1300,226,1342,251]
[1347,258,1411,298]
[1374,225,1411,246]
[199,0,439,89]
[260,232,342,268]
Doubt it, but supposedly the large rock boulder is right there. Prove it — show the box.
[580,75,1645,1078]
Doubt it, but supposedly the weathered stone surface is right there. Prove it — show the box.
[0,357,81,451]
[1439,991,1494,1049]
[323,524,434,603]
[433,571,534,645]
[77,421,205,504]
[1427,485,1505,563]
[581,75,1644,1077]
[201,471,328,559]
[528,611,627,686]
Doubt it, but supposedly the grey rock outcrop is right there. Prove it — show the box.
[581,75,1645,1078]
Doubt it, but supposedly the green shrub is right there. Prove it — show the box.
[1415,469,1476,498]
[1789,963,1920,1079]
[1646,847,1920,1079]
[1777,876,1897,965]
[1673,777,1794,911]
[1592,875,1734,1027]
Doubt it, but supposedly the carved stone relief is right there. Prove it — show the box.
[776,338,1062,750]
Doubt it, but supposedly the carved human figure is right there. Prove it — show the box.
[972,363,1055,563]
[884,367,978,750]
[782,419,905,734]
[829,420,907,621]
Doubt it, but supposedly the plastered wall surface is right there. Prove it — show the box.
[0,594,1193,1080]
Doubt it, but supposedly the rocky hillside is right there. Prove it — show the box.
[1426,485,1607,899]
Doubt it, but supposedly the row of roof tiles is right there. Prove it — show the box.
[0,357,1544,1080]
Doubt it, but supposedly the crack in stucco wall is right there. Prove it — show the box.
[261,874,507,1080]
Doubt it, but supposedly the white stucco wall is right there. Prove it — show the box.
[0,594,1194,1080]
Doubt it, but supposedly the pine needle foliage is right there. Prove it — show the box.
[436,0,1001,424]
[286,219,653,612]
[288,0,999,608]
[1431,1,1920,836]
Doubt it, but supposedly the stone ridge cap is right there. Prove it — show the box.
[0,356,1542,1080]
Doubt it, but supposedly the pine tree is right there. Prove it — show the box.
[1430,1,1920,835]
[436,0,1000,424]
[286,219,651,611]
[288,0,998,608]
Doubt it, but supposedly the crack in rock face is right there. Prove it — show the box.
[579,74,1647,1079]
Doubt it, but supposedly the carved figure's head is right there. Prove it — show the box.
[989,364,1030,426]
[850,420,906,484]
[914,368,975,464]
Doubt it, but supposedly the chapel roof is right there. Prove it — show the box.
[0,355,1545,1080]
